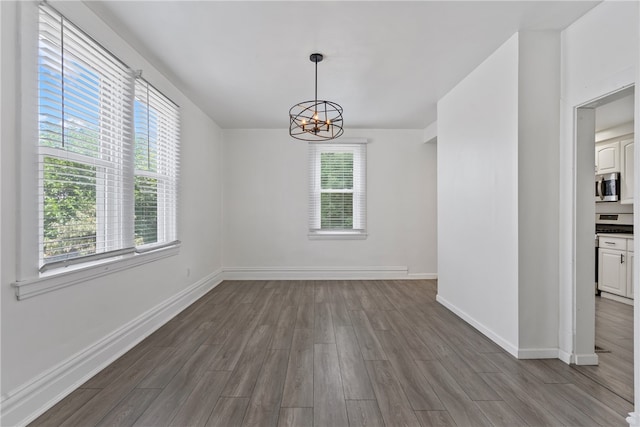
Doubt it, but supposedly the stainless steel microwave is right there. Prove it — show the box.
[595,172,620,202]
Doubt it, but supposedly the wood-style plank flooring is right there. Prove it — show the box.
[573,296,634,404]
[30,280,633,426]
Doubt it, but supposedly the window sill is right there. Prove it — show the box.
[308,231,368,240]
[11,244,181,300]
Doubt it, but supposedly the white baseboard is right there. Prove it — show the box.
[557,349,572,364]
[222,266,435,280]
[1,269,224,427]
[407,273,438,280]
[435,294,519,358]
[599,291,633,306]
[517,348,559,359]
[627,412,640,426]
[573,352,599,365]
[435,296,573,362]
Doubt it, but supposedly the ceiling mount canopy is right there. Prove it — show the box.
[289,53,344,141]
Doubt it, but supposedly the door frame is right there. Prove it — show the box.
[571,84,637,424]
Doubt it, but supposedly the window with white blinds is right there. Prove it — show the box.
[134,79,180,251]
[309,142,367,237]
[37,4,180,272]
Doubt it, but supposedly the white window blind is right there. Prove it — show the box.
[309,143,366,237]
[37,4,180,272]
[134,79,180,251]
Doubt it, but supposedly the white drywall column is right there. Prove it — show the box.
[437,34,520,355]
[438,31,562,357]
[517,32,560,356]
[0,1,4,396]
[574,107,597,364]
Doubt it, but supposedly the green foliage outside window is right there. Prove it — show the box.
[320,152,354,229]
[134,176,158,246]
[41,125,159,259]
[134,129,157,172]
[133,101,159,246]
[321,193,353,229]
[43,156,97,260]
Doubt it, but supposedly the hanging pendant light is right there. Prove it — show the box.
[289,53,344,141]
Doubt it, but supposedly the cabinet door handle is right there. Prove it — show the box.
[621,254,625,264]
[604,241,616,245]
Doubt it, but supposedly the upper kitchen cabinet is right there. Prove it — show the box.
[620,137,634,204]
[594,133,635,204]
[595,140,620,174]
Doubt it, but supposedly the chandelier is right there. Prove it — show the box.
[289,53,344,141]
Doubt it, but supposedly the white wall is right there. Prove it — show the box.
[438,31,562,357]
[558,0,638,364]
[437,34,520,354]
[517,32,561,354]
[1,2,224,425]
[558,0,639,421]
[635,6,640,423]
[222,129,437,278]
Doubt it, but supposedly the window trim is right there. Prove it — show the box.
[308,231,368,240]
[12,243,181,300]
[308,138,368,240]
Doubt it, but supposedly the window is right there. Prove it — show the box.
[37,4,179,272]
[133,80,180,251]
[308,142,367,238]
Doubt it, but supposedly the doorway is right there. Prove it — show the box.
[574,85,635,404]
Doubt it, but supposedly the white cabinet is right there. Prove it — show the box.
[594,135,634,203]
[598,247,627,296]
[620,137,634,204]
[598,236,634,299]
[595,140,620,174]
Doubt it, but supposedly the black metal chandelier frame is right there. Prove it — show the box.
[289,53,344,141]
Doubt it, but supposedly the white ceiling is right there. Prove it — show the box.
[86,1,600,130]
[595,92,635,132]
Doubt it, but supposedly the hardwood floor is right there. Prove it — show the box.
[30,280,633,426]
[573,295,634,404]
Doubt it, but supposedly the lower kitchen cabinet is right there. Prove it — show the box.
[598,247,627,296]
[598,236,634,299]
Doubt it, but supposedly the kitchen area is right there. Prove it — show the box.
[595,134,634,303]
[584,88,634,403]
